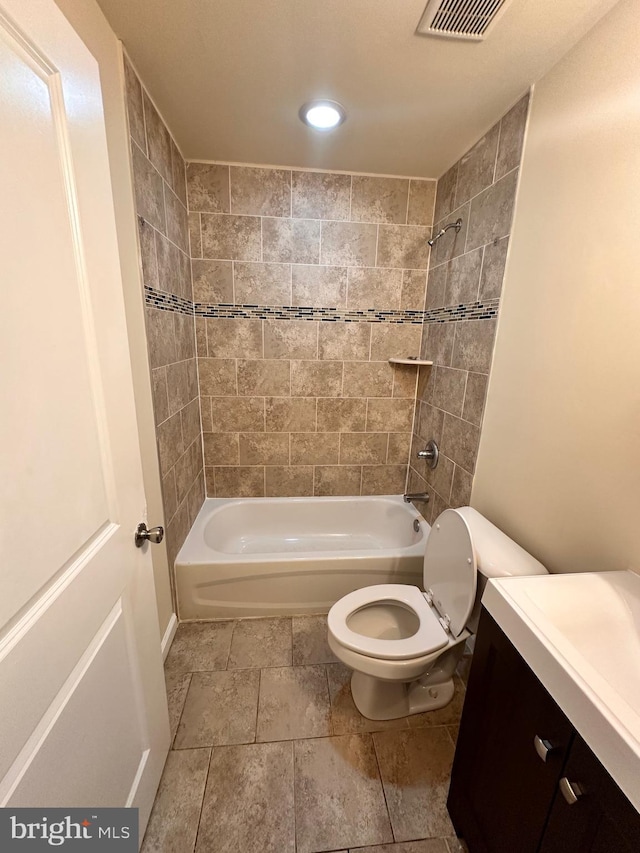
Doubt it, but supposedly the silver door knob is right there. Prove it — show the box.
[134,522,164,548]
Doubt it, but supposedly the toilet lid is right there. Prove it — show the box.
[423,509,477,637]
[327,584,449,660]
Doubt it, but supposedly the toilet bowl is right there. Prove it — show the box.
[328,506,547,720]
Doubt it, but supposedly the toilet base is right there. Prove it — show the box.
[351,670,456,720]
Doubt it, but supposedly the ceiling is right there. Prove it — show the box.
[95,0,620,178]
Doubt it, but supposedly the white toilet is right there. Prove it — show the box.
[327,506,547,720]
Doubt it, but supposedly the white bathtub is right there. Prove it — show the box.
[175,495,428,619]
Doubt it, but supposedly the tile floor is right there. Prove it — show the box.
[143,615,470,853]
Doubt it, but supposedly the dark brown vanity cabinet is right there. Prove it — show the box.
[447,609,640,853]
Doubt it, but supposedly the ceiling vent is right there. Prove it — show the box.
[416,0,513,41]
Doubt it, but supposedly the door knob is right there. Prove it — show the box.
[134,522,164,548]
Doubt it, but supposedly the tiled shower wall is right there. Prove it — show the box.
[186,166,437,497]
[408,94,530,521]
[124,57,204,571]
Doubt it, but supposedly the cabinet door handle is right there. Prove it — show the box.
[533,735,555,762]
[559,777,584,805]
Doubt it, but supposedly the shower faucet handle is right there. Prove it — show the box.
[417,440,439,470]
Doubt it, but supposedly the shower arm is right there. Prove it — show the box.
[428,218,462,247]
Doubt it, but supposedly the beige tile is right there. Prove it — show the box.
[264,319,318,358]
[370,323,422,361]
[292,170,351,220]
[186,163,230,213]
[265,465,314,497]
[401,270,427,311]
[479,236,509,301]
[290,432,340,465]
[445,837,470,853]
[188,212,202,258]
[195,318,207,357]
[230,166,291,216]
[454,124,500,208]
[431,487,450,521]
[433,204,469,268]
[445,249,482,306]
[387,432,411,464]
[292,265,347,308]
[266,397,316,431]
[162,468,179,522]
[408,179,437,226]
[462,372,488,426]
[123,56,145,152]
[353,842,449,853]
[132,143,166,233]
[321,221,377,267]
[233,261,291,305]
[165,621,234,674]
[291,360,343,396]
[174,438,203,505]
[164,670,190,739]
[196,742,295,853]
[239,432,289,465]
[318,321,371,360]
[192,259,233,303]
[373,728,456,841]
[157,412,184,474]
[317,398,367,432]
[198,358,237,396]
[166,360,197,415]
[263,218,321,264]
[138,218,158,289]
[141,747,209,853]
[170,138,187,206]
[432,366,467,417]
[351,176,409,224]
[257,665,331,741]
[422,323,455,367]
[206,318,262,358]
[175,669,259,747]
[450,465,473,508]
[292,615,337,665]
[340,433,388,465]
[174,312,196,360]
[203,432,239,466]
[151,367,169,425]
[237,359,291,396]
[294,734,393,853]
[441,414,480,473]
[408,676,466,729]
[228,617,292,668]
[496,93,529,180]
[186,471,205,528]
[466,170,518,251]
[347,267,403,310]
[421,454,454,504]
[314,465,362,496]
[155,234,182,296]
[214,466,265,497]
[392,364,418,398]
[377,225,430,270]
[434,163,458,224]
[201,213,261,261]
[164,186,189,253]
[451,318,496,373]
[417,402,445,446]
[343,361,393,397]
[143,92,172,183]
[367,398,414,433]
[426,264,447,310]
[361,465,407,495]
[210,397,264,432]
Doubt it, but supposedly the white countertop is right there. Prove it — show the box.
[483,570,640,812]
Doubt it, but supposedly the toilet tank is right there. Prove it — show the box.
[456,507,547,632]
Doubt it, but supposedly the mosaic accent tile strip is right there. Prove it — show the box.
[144,286,499,324]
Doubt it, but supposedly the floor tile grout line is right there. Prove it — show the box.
[190,745,213,853]
[369,732,397,843]
[170,671,193,748]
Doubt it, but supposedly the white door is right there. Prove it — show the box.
[0,0,169,834]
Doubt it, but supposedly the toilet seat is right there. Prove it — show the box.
[327,584,449,661]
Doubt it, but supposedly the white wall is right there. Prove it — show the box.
[54,0,175,636]
[473,0,640,575]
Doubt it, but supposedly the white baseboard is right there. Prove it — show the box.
[160,613,178,661]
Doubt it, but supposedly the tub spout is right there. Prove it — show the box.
[403,493,430,503]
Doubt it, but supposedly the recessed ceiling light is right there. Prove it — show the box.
[299,100,346,131]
